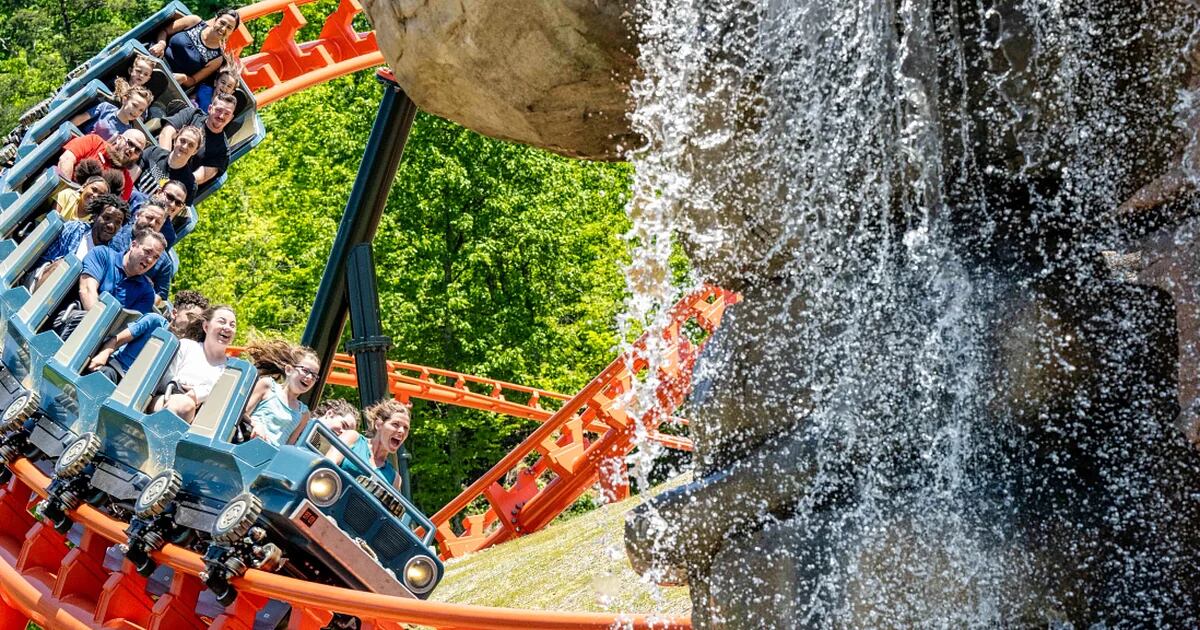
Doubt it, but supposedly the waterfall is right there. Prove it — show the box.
[622,0,1200,625]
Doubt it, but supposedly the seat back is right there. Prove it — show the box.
[51,295,131,374]
[0,169,57,238]
[14,254,81,330]
[187,358,256,443]
[96,2,191,60]
[23,80,114,149]
[1,123,83,194]
[109,327,177,410]
[0,213,63,289]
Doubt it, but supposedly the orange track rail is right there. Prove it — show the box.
[230,0,385,107]
[0,458,690,629]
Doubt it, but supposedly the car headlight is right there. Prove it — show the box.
[306,468,342,507]
[403,555,437,594]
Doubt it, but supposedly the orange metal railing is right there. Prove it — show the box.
[232,0,385,107]
[429,287,736,558]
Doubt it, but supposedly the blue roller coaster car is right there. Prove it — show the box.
[37,327,182,531]
[14,294,141,464]
[134,420,446,606]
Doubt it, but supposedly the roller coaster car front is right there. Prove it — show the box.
[200,424,443,606]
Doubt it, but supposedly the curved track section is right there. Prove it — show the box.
[232,0,385,107]
[0,458,690,629]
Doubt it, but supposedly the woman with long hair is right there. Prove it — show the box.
[328,398,410,491]
[159,305,235,422]
[148,7,241,111]
[241,338,319,445]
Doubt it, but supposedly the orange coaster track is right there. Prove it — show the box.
[0,0,740,626]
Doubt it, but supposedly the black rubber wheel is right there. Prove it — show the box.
[55,433,100,478]
[18,98,52,127]
[0,442,21,464]
[211,493,261,545]
[135,469,181,518]
[49,503,72,534]
[127,547,156,577]
[0,144,17,169]
[214,583,238,608]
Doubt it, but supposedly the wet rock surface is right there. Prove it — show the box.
[621,0,1200,626]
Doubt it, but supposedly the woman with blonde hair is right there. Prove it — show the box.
[241,338,319,446]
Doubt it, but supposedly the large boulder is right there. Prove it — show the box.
[360,0,637,160]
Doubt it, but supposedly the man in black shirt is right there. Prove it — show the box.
[137,125,201,201]
[157,92,236,185]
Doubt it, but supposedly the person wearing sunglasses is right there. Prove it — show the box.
[58,129,147,202]
[241,338,320,446]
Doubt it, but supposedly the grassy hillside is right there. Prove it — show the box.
[431,480,692,618]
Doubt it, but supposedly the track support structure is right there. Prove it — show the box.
[301,71,417,405]
[346,242,411,497]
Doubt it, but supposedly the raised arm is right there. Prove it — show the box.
[148,15,202,57]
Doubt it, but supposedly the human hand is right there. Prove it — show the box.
[149,41,166,57]
[86,349,112,372]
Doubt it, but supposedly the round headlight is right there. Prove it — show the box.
[306,468,342,507]
[403,555,437,594]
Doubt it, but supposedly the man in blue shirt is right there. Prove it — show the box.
[79,229,165,314]
[109,202,176,301]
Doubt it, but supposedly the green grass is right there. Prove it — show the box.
[431,476,692,618]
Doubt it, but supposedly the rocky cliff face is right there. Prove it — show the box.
[360,0,637,160]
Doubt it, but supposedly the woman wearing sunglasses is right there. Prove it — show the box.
[242,338,320,446]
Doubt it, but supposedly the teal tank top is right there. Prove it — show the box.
[339,435,397,486]
[248,379,307,446]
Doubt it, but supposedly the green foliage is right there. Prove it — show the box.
[0,0,165,130]
[3,1,638,517]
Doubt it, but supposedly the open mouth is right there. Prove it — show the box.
[217,331,234,344]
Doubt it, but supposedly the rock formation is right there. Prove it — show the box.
[363,0,1200,626]
[360,0,637,160]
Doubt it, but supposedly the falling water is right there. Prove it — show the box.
[621,0,1200,626]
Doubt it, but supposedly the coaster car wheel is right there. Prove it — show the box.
[17,98,52,127]
[0,391,37,433]
[135,469,181,518]
[55,432,100,478]
[212,493,261,545]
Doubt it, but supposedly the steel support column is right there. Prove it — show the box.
[345,243,411,497]
[301,71,417,405]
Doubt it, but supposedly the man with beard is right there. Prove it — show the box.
[157,92,235,185]
[57,129,146,202]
